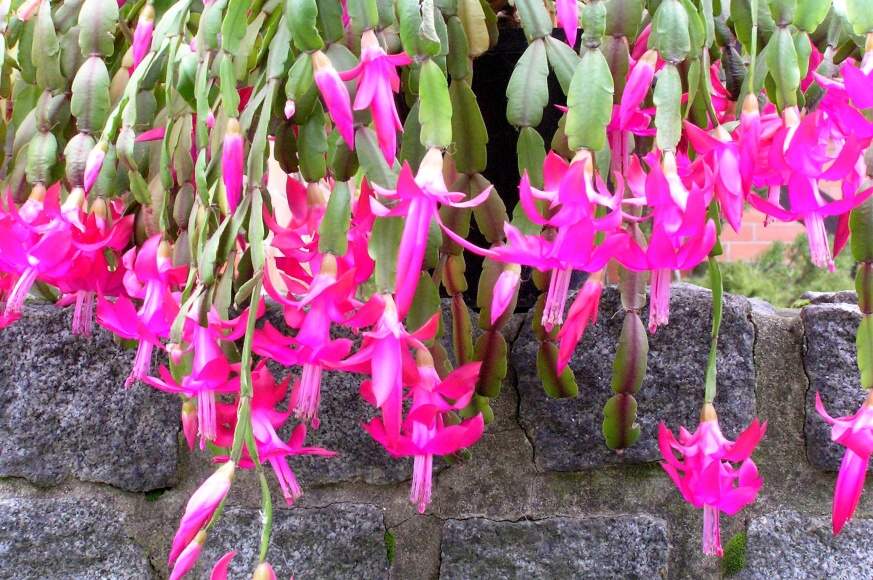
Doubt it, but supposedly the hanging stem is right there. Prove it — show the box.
[258,470,274,562]
[703,256,723,404]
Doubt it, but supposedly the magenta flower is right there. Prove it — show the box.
[168,462,234,565]
[659,405,766,556]
[556,277,602,372]
[815,392,873,534]
[97,236,187,386]
[363,351,485,513]
[313,50,355,148]
[555,0,579,47]
[221,118,244,214]
[619,50,657,131]
[83,141,108,193]
[132,4,155,71]
[339,29,412,163]
[169,530,207,580]
[181,399,197,450]
[209,550,236,580]
[371,149,490,316]
[214,363,335,504]
[341,295,439,445]
[491,265,521,324]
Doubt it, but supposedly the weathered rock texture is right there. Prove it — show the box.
[515,284,757,469]
[0,287,871,579]
[0,497,152,579]
[0,304,178,491]
[440,515,669,578]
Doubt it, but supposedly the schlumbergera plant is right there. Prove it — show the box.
[7,0,873,573]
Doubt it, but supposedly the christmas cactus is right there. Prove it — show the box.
[3,0,873,573]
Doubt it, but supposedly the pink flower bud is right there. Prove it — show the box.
[312,51,355,148]
[168,462,235,565]
[169,531,206,580]
[132,5,155,71]
[83,141,108,194]
[284,100,296,119]
[221,118,244,214]
[491,266,521,325]
[181,399,197,450]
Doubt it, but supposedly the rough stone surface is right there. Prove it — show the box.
[0,304,179,491]
[515,284,757,469]
[0,497,152,579]
[195,503,388,579]
[802,291,857,305]
[439,515,669,578]
[741,511,873,579]
[802,304,867,470]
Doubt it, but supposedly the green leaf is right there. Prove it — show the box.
[25,131,57,184]
[298,104,328,181]
[286,0,324,51]
[249,189,265,272]
[400,100,427,171]
[418,59,452,148]
[221,0,249,54]
[766,27,800,109]
[506,39,549,128]
[316,0,346,42]
[544,36,580,96]
[605,0,644,42]
[851,198,873,262]
[859,317,873,388]
[449,79,487,174]
[369,216,404,292]
[513,0,553,40]
[451,293,475,364]
[846,0,873,35]
[653,63,682,151]
[516,126,546,189]
[318,181,351,255]
[219,57,239,117]
[795,0,831,32]
[198,217,231,286]
[610,312,649,395]
[651,0,690,63]
[70,56,111,133]
[538,341,579,398]
[77,0,118,58]
[33,1,64,91]
[566,48,614,151]
[602,393,641,449]
[356,127,398,188]
[475,329,507,398]
[407,274,441,339]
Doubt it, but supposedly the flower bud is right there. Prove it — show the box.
[83,140,109,194]
[253,562,278,580]
[221,118,244,214]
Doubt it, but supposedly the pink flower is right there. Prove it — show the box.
[213,363,335,505]
[339,30,412,163]
[619,51,658,131]
[168,462,234,565]
[169,530,207,580]
[132,5,155,71]
[815,391,873,534]
[83,141,108,193]
[363,350,484,512]
[181,399,198,450]
[209,550,236,580]
[97,236,187,386]
[659,405,766,556]
[313,50,355,148]
[221,118,244,214]
[555,0,579,47]
[556,277,602,371]
[371,149,490,316]
[491,265,521,324]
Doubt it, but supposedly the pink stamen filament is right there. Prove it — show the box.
[410,454,434,514]
[295,363,323,429]
[804,213,834,272]
[703,504,724,557]
[542,267,573,331]
[648,268,672,333]
[4,267,38,318]
[125,341,154,388]
[197,390,216,449]
[72,290,95,336]
[270,457,303,505]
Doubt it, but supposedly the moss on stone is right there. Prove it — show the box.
[385,529,396,564]
[722,532,747,576]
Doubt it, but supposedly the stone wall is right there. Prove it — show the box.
[0,284,871,579]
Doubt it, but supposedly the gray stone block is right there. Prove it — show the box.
[0,497,152,579]
[802,304,867,470]
[0,304,179,491]
[515,283,757,470]
[439,515,669,578]
[741,510,873,579]
[195,503,388,579]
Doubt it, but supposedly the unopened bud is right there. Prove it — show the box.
[253,562,278,580]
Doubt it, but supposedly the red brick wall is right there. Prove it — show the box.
[719,207,805,261]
